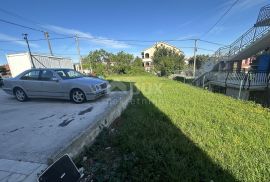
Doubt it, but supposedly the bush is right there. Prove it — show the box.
[152,45,185,76]
[82,50,146,76]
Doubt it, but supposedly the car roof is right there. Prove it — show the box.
[29,68,73,71]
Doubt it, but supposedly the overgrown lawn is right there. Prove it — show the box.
[77,75,270,182]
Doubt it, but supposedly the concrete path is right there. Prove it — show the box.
[0,159,47,182]
[0,89,132,181]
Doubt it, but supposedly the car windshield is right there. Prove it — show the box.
[55,69,85,79]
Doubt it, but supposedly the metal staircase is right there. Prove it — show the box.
[194,4,270,87]
[255,5,270,27]
[214,4,270,62]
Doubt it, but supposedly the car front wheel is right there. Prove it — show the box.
[70,89,86,104]
[14,88,28,102]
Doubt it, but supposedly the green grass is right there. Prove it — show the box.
[77,75,270,182]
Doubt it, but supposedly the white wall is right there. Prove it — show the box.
[6,53,32,77]
[32,54,73,69]
[6,53,74,77]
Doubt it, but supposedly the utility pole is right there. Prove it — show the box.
[193,39,198,78]
[23,33,35,68]
[44,32,53,56]
[75,35,83,72]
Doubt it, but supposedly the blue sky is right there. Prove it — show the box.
[0,0,268,64]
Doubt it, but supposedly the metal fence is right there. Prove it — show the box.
[208,70,270,89]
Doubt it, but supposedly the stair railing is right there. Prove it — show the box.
[212,4,270,62]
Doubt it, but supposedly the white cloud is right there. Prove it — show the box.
[0,33,39,48]
[43,25,129,49]
[177,34,199,40]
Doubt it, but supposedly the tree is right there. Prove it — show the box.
[82,50,145,76]
[132,57,144,67]
[83,49,111,64]
[188,54,210,69]
[152,45,185,76]
[111,51,134,74]
[129,57,145,75]
[82,49,112,75]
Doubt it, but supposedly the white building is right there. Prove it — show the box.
[6,52,74,77]
[141,42,183,71]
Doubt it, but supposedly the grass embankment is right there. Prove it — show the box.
[77,75,270,182]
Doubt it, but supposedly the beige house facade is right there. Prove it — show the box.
[141,42,182,71]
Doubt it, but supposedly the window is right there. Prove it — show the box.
[56,70,66,79]
[40,70,54,81]
[145,53,150,58]
[55,69,84,79]
[21,70,40,80]
[67,70,82,78]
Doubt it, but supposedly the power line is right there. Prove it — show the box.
[77,36,227,46]
[201,0,240,38]
[0,39,24,43]
[78,36,196,42]
[197,48,216,52]
[0,8,228,47]
[0,36,74,43]
[0,18,45,33]
[0,32,226,46]
[29,36,74,41]
[0,8,40,25]
[0,8,68,37]
[0,48,25,52]
[198,39,227,46]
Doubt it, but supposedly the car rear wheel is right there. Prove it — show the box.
[71,89,86,104]
[14,88,28,102]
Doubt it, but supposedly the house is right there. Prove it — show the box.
[141,42,182,71]
[6,52,74,77]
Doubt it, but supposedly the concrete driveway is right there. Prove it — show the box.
[0,89,131,181]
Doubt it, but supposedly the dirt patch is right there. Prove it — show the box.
[110,116,124,128]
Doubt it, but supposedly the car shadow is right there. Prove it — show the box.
[77,81,237,181]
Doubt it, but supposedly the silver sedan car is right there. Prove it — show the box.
[2,68,110,103]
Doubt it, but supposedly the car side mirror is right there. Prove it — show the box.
[51,77,59,82]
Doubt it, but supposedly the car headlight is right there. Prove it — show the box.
[96,85,101,90]
[89,85,96,92]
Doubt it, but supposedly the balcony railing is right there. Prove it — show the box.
[208,70,270,89]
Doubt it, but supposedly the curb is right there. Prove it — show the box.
[48,90,133,164]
